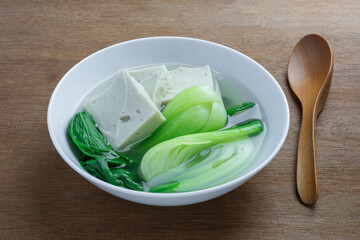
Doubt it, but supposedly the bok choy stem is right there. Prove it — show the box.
[140,119,264,183]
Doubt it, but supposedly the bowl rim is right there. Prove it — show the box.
[47,36,290,198]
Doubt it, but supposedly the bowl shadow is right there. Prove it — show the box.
[21,149,259,239]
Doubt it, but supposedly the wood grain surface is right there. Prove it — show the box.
[0,0,359,239]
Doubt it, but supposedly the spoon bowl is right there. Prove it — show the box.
[288,34,333,205]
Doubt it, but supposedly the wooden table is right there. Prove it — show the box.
[1,1,359,239]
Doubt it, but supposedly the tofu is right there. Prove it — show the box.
[85,70,165,150]
[129,65,172,108]
[163,65,215,104]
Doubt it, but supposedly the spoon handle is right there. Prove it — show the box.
[297,105,318,205]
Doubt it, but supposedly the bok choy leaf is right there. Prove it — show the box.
[226,102,255,116]
[69,111,144,191]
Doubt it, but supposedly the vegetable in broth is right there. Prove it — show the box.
[68,65,265,192]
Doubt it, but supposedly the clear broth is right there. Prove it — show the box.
[73,64,267,192]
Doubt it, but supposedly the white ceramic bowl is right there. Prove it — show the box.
[48,37,289,206]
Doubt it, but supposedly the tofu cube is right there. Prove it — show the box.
[85,70,165,150]
[163,65,215,104]
[129,65,172,109]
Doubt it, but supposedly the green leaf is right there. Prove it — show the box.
[111,168,144,191]
[82,158,124,186]
[69,111,144,191]
[68,111,130,165]
[226,102,256,116]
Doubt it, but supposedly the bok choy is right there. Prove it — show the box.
[69,111,144,191]
[137,85,227,151]
[140,119,264,192]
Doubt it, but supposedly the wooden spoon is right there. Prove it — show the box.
[288,34,333,205]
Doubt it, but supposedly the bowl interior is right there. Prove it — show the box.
[48,37,289,197]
